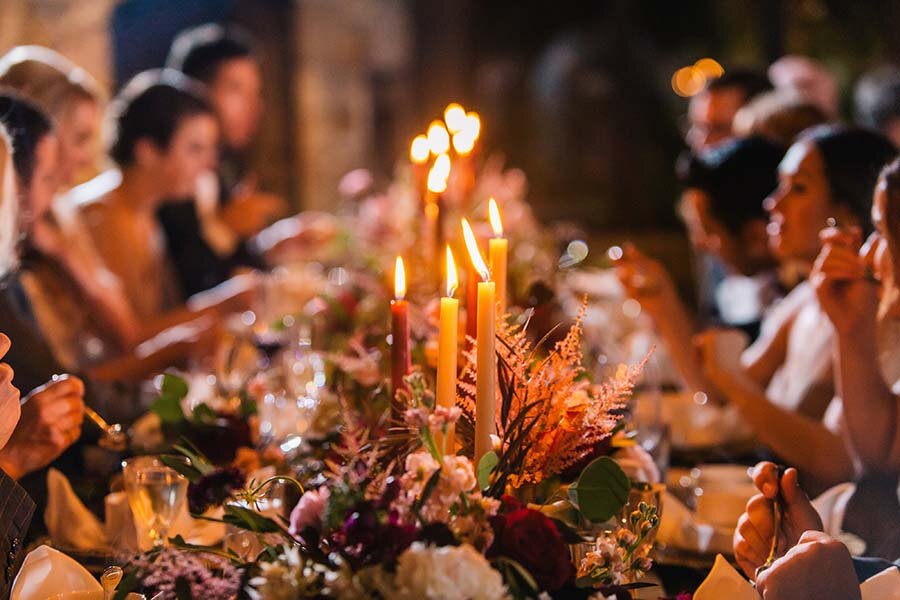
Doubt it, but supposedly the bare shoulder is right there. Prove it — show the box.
[62,170,123,230]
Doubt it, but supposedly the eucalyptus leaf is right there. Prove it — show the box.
[568,456,630,522]
[477,451,498,490]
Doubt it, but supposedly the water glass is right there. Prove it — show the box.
[122,456,189,548]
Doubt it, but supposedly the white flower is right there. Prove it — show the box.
[389,542,508,600]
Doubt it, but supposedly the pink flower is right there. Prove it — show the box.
[428,406,461,431]
[289,486,330,534]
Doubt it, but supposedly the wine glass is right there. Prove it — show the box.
[122,456,189,549]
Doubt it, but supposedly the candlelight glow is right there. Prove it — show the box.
[433,153,451,180]
[409,134,429,164]
[461,218,490,281]
[488,198,503,237]
[427,120,451,155]
[452,131,476,155]
[427,164,448,193]
[394,256,406,300]
[464,112,481,140]
[445,245,459,297]
[444,103,467,133]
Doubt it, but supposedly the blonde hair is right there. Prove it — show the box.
[0,124,17,277]
[0,45,102,119]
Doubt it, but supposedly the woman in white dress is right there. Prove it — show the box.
[810,157,900,559]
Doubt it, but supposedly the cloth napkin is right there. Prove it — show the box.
[10,545,101,600]
[46,470,225,552]
[44,469,108,551]
[861,567,900,600]
[693,554,758,600]
[657,492,726,554]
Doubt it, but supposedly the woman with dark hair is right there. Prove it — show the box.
[696,125,897,493]
[75,69,251,326]
[617,136,784,394]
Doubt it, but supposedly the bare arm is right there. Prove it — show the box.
[698,332,854,487]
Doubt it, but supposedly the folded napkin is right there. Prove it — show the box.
[657,492,723,554]
[48,470,225,552]
[693,554,759,600]
[861,566,900,600]
[11,545,102,600]
[45,469,108,552]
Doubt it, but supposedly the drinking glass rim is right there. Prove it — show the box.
[121,454,191,474]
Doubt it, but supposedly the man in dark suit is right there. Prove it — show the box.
[0,333,35,599]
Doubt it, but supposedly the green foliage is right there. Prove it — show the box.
[151,374,190,424]
[477,451,498,491]
[568,456,630,522]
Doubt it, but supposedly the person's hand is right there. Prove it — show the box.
[733,462,824,579]
[0,334,21,451]
[221,178,288,238]
[755,531,860,600]
[612,243,678,319]
[693,328,749,393]
[0,375,85,480]
[810,226,878,336]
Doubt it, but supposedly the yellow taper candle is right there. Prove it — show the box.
[437,246,459,452]
[462,218,495,464]
[488,198,508,317]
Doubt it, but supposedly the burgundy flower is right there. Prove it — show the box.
[187,467,245,514]
[487,506,576,593]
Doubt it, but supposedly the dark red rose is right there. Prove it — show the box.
[488,507,576,592]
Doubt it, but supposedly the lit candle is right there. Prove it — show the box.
[462,218,495,463]
[391,256,411,411]
[437,246,459,452]
[444,102,468,133]
[427,120,451,156]
[488,198,508,317]
[410,134,430,201]
[425,156,450,268]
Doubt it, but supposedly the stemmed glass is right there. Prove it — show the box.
[121,456,189,549]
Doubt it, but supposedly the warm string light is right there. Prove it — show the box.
[488,198,503,237]
[461,218,490,281]
[394,256,406,300]
[445,246,459,297]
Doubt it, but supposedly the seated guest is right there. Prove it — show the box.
[812,158,900,476]
[76,70,252,326]
[617,136,784,393]
[732,89,830,146]
[0,45,103,189]
[0,92,229,382]
[735,462,898,600]
[162,23,278,297]
[692,127,896,493]
[0,334,32,600]
[854,65,900,148]
[684,68,772,152]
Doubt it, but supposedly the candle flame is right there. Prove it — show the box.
[427,164,448,193]
[394,256,406,300]
[427,120,450,155]
[461,218,490,281]
[488,198,503,237]
[452,130,476,155]
[409,134,429,164]
[433,153,451,180]
[444,103,467,133]
[445,246,459,297]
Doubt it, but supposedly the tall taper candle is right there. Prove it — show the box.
[462,219,496,464]
[488,198,508,317]
[437,246,459,451]
[391,256,411,413]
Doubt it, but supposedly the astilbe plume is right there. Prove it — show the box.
[458,298,645,488]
